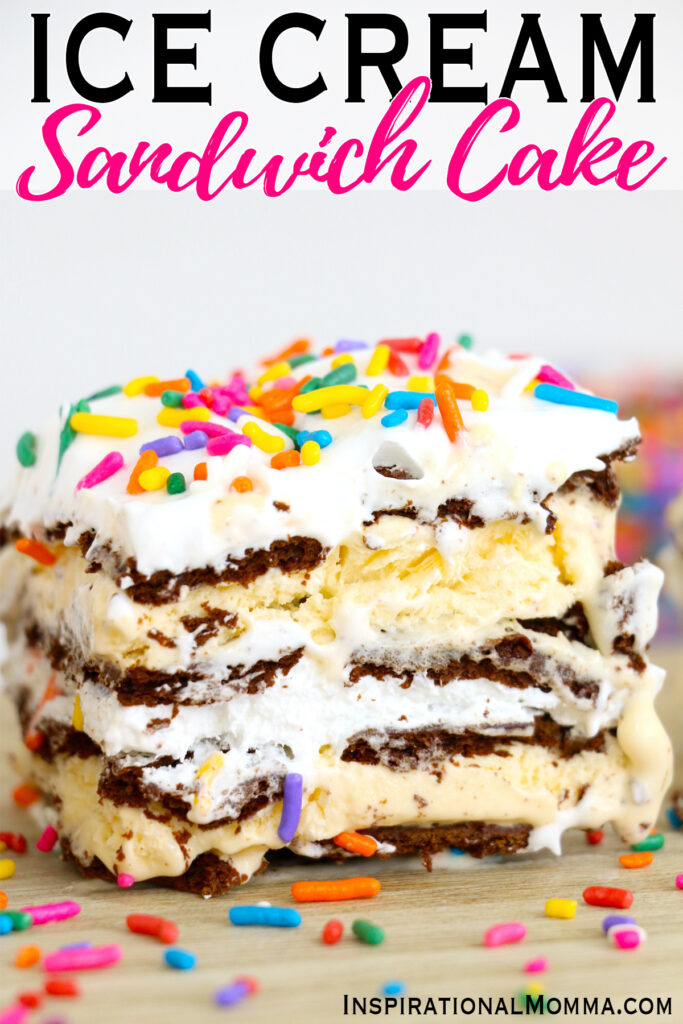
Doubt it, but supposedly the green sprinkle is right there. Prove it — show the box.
[86,385,123,401]
[516,989,547,1014]
[273,423,299,444]
[57,405,78,469]
[161,390,184,407]
[3,910,32,931]
[16,431,37,468]
[352,920,384,945]
[167,472,186,495]
[300,377,323,394]
[631,832,664,853]
[322,364,357,387]
[288,354,317,369]
[457,333,474,350]
[75,398,91,414]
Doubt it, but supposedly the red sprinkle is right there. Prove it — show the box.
[18,992,43,1009]
[586,830,604,845]
[380,337,422,353]
[322,919,344,945]
[235,975,260,995]
[0,832,27,854]
[44,977,80,997]
[583,886,633,909]
[387,351,409,376]
[417,397,435,427]
[126,913,178,945]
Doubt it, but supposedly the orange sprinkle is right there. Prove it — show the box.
[291,877,381,902]
[231,476,253,493]
[619,851,653,869]
[435,381,464,441]
[12,783,41,808]
[194,462,207,481]
[436,346,456,373]
[268,408,295,427]
[143,377,190,396]
[321,346,335,357]
[387,350,409,376]
[333,832,378,858]
[271,451,301,470]
[15,945,41,968]
[434,374,475,400]
[0,891,7,910]
[127,450,158,494]
[261,338,310,366]
[14,538,56,567]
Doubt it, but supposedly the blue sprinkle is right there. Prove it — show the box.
[449,847,466,856]
[183,430,209,450]
[381,409,408,428]
[384,391,435,411]
[164,948,196,970]
[229,905,301,928]
[185,369,205,392]
[335,339,369,353]
[140,435,184,458]
[215,980,250,1007]
[309,429,332,448]
[602,914,635,933]
[0,915,13,935]
[534,383,618,414]
[382,981,406,996]
[667,807,682,830]
[296,430,311,447]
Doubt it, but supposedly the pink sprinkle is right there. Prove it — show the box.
[211,394,232,417]
[524,957,548,974]
[537,364,575,390]
[117,873,135,888]
[676,874,683,890]
[0,1004,29,1024]
[484,922,527,947]
[182,392,205,409]
[76,451,123,491]
[206,434,252,456]
[36,825,58,853]
[613,928,640,950]
[21,901,80,925]
[179,420,231,438]
[418,332,440,370]
[272,376,296,390]
[44,944,123,972]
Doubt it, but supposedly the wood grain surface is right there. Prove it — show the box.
[1,642,682,1024]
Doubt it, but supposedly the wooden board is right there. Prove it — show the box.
[1,642,682,1024]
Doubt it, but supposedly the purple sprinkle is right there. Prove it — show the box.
[60,941,92,950]
[227,407,247,422]
[277,773,303,843]
[602,914,636,933]
[184,430,209,451]
[206,434,252,456]
[334,339,369,353]
[140,436,184,458]
[214,981,250,1007]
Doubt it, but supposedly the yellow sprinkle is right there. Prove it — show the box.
[545,898,577,920]
[331,354,354,368]
[197,752,224,779]
[301,440,321,465]
[243,421,285,454]
[292,385,368,413]
[242,406,270,421]
[249,385,264,401]
[72,693,83,732]
[123,375,158,397]
[70,412,137,438]
[361,384,389,419]
[156,406,210,428]
[321,403,351,419]
[258,361,290,386]
[524,378,540,393]
[138,467,171,491]
[471,388,489,411]
[526,983,545,998]
[0,859,16,880]
[366,344,390,376]
[408,375,433,392]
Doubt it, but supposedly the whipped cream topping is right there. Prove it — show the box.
[3,346,638,577]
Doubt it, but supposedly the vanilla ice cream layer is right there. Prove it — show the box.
[1,487,621,675]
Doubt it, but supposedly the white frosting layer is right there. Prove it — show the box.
[3,348,638,576]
